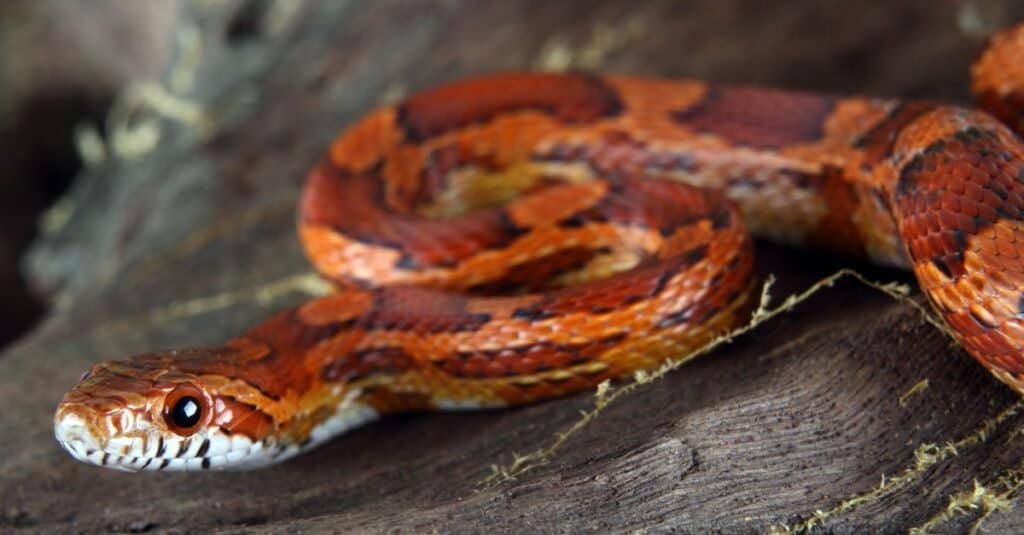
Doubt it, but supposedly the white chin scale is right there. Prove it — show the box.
[54,401,380,471]
[55,413,287,471]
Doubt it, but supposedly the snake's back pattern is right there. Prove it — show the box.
[55,24,1024,471]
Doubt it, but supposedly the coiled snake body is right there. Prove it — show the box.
[55,25,1024,471]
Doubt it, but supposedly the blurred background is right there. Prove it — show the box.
[0,1,178,347]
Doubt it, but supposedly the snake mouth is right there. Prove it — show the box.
[54,409,298,472]
[54,413,114,468]
[54,413,152,472]
[54,412,162,472]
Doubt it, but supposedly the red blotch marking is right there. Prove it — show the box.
[582,175,730,236]
[896,127,1024,281]
[469,246,603,294]
[366,286,491,333]
[397,73,622,141]
[300,163,526,268]
[511,251,701,321]
[322,347,414,383]
[856,102,938,166]
[671,85,831,148]
[438,334,626,379]
[672,86,834,150]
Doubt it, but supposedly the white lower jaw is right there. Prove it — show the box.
[56,426,282,472]
[55,401,381,471]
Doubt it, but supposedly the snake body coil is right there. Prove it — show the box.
[55,25,1024,471]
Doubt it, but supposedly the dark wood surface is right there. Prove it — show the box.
[4,1,1024,533]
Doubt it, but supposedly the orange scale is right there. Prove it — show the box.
[968,272,995,298]
[439,359,461,376]
[941,195,962,213]
[966,172,988,189]
[964,180,985,202]
[1003,256,1024,274]
[523,343,554,358]
[383,146,427,203]
[995,281,1023,306]
[974,291,1007,315]
[473,327,525,348]
[991,353,1024,375]
[924,234,944,255]
[979,189,1004,211]
[484,361,508,378]
[993,223,1019,244]
[491,348,521,362]
[947,312,980,337]
[986,295,1018,321]
[511,356,539,375]
[1007,189,1024,208]
[938,236,964,262]
[996,238,1020,259]
[993,338,1024,364]
[956,212,978,232]
[541,352,574,370]
[977,203,999,222]
[935,284,969,311]
[903,218,923,240]
[328,108,402,172]
[949,163,971,181]
[461,358,489,378]
[937,210,960,229]
[975,329,1019,356]
[994,271,1020,295]
[926,212,943,234]
[1008,225,1024,245]
[970,302,1001,328]
[1002,322,1024,347]
[971,249,998,271]
[947,177,966,195]
[298,291,374,325]
[982,159,1006,174]
[967,232,994,256]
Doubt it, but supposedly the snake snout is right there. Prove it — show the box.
[52,409,136,471]
[53,412,96,459]
[54,399,156,472]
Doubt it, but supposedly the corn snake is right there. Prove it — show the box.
[54,24,1024,471]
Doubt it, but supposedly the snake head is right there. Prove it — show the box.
[54,347,294,472]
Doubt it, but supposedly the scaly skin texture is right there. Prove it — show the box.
[55,25,1024,471]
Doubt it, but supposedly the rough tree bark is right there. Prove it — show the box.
[4,1,1024,533]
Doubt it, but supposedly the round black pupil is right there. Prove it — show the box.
[172,397,201,428]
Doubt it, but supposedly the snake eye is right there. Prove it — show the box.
[163,384,210,435]
[172,397,201,427]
